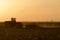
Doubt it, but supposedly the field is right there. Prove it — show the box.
[0,24,60,40]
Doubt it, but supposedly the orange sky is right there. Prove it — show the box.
[0,0,60,22]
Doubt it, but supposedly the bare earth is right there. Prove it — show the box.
[0,26,60,40]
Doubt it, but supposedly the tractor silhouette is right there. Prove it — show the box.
[5,18,23,28]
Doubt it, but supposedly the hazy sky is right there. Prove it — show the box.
[0,0,60,22]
